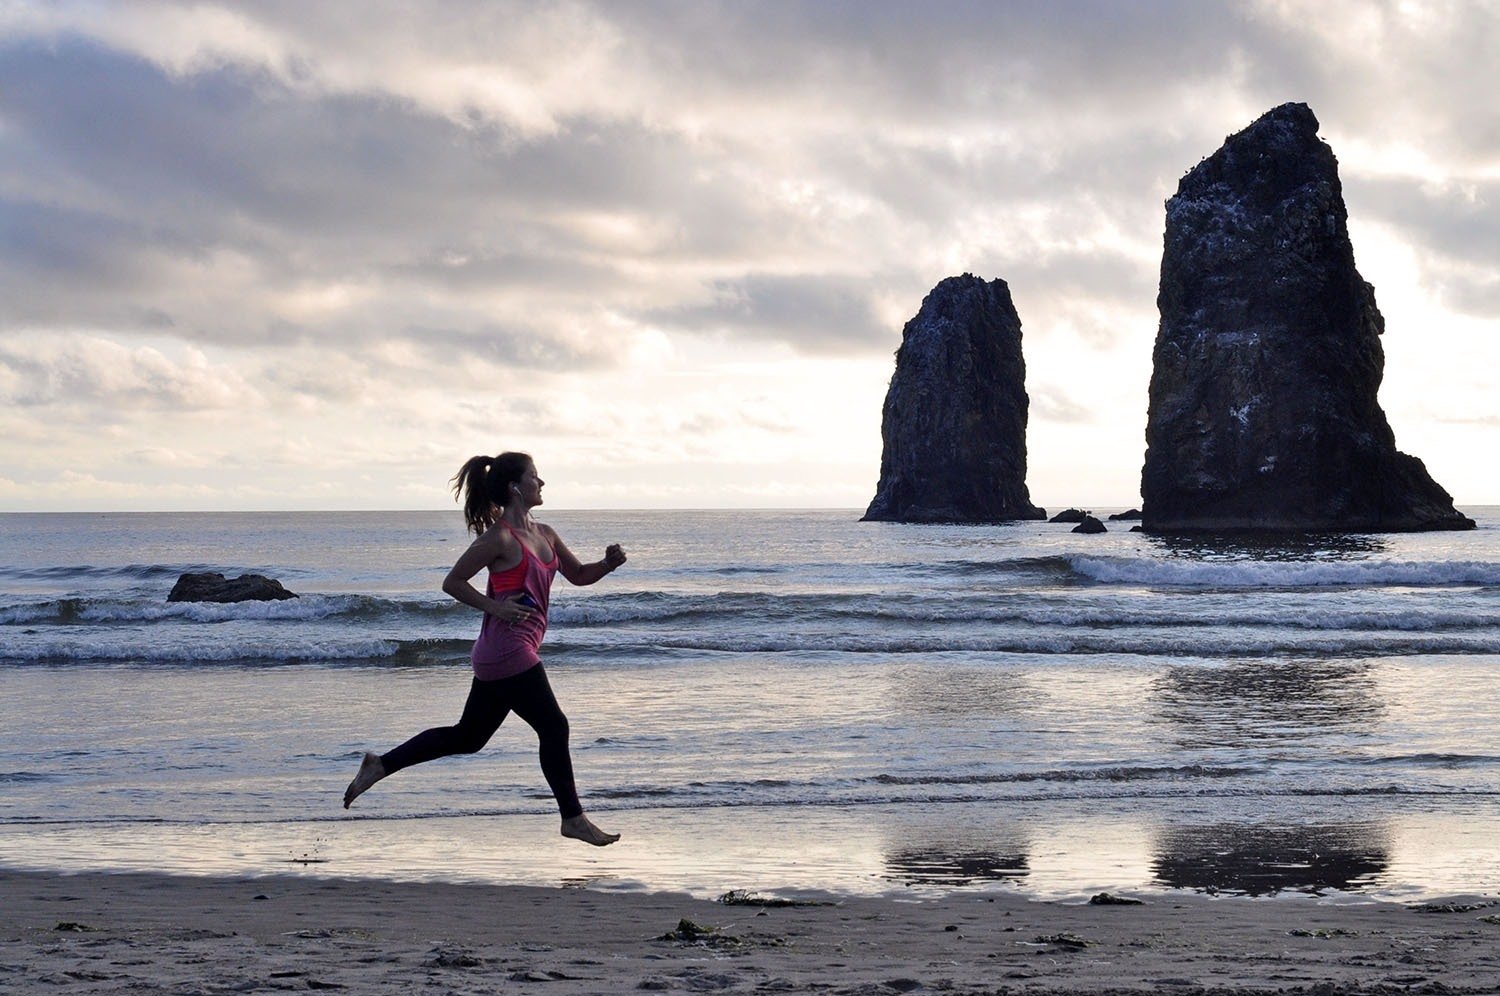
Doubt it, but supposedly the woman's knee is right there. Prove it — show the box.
[451,724,492,754]
[538,711,570,749]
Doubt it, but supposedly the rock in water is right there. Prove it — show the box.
[864,274,1045,523]
[1142,103,1473,533]
[168,572,298,603]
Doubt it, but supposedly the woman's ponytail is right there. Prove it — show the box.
[452,455,495,534]
[451,451,534,534]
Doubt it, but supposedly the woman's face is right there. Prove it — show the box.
[514,463,545,508]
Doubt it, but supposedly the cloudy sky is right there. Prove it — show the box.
[1,0,1496,512]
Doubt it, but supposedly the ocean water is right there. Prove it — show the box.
[2,507,1499,901]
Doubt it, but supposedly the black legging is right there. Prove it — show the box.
[379,663,582,819]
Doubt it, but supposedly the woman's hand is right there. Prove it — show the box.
[496,593,536,625]
[604,544,627,570]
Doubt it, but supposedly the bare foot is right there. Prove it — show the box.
[561,814,620,846]
[342,751,386,809]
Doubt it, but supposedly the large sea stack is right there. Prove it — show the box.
[864,274,1045,523]
[1141,103,1473,533]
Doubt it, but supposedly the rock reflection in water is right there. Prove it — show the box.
[1152,658,1383,749]
[1153,822,1390,895]
[884,846,1029,887]
[1150,531,1389,562]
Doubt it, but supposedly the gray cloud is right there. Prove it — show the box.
[1345,176,1500,318]
[7,3,1480,358]
[1432,273,1500,319]
[644,274,889,351]
[0,336,260,414]
[1350,178,1500,265]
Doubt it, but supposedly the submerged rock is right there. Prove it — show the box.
[863,274,1045,523]
[168,572,298,603]
[1141,103,1473,533]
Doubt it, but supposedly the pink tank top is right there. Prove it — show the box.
[470,522,559,680]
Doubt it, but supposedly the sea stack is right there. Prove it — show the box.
[1141,103,1473,533]
[864,274,1045,523]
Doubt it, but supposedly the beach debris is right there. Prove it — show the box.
[717,889,832,908]
[1479,914,1500,925]
[422,946,486,968]
[1034,932,1090,949]
[655,918,761,950]
[287,838,328,865]
[1088,892,1145,906]
[285,928,372,940]
[164,927,233,940]
[1287,927,1358,938]
[509,970,577,982]
[53,922,99,932]
[267,975,343,990]
[658,918,722,942]
[168,571,299,603]
[1408,900,1496,914]
[676,970,743,989]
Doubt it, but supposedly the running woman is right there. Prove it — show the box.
[342,452,624,846]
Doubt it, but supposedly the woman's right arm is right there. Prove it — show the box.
[442,529,527,621]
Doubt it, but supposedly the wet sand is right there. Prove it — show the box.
[3,868,1499,993]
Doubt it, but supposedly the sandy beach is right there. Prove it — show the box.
[3,869,1498,994]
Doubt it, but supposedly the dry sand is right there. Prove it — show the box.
[3,868,1498,994]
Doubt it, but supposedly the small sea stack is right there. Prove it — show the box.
[863,274,1045,523]
[1141,103,1473,533]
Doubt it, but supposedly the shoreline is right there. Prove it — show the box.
[8,799,1500,906]
[4,868,1499,994]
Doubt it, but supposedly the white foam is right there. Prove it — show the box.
[1069,556,1500,589]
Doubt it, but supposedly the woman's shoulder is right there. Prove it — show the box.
[474,520,520,551]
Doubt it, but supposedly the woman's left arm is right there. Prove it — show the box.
[548,526,627,586]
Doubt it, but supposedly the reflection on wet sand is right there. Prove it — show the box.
[879,822,1032,888]
[886,664,1039,718]
[884,845,1029,887]
[1152,658,1383,748]
[1152,822,1391,895]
